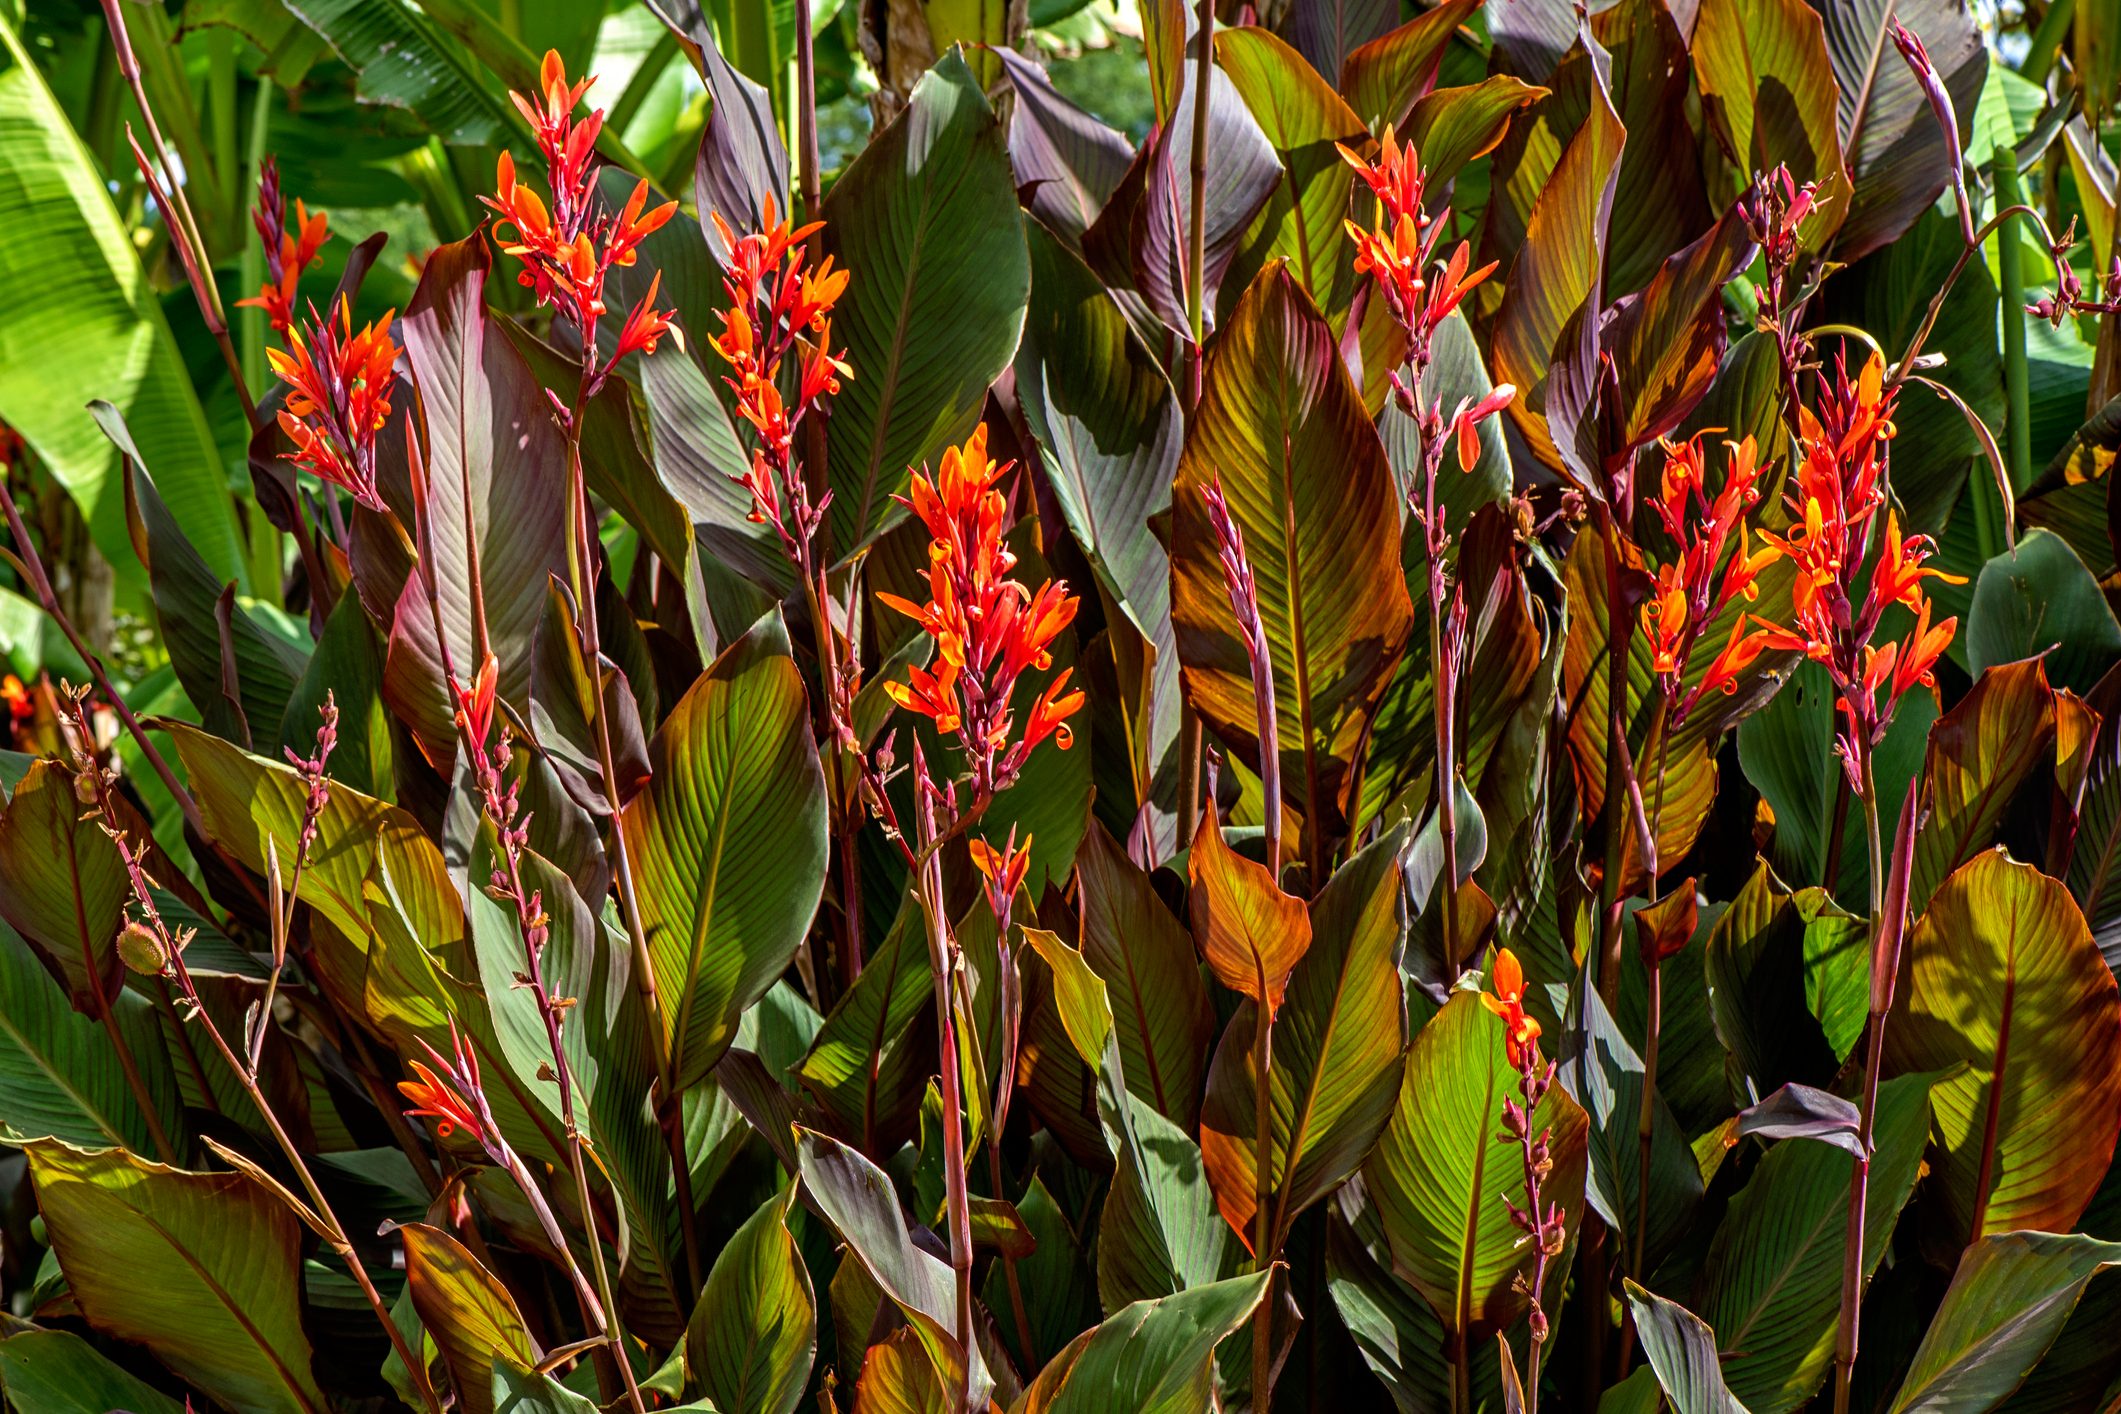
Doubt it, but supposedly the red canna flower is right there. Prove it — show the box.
[970,828,1032,929]
[267,296,401,511]
[1636,432,1777,722]
[480,51,678,392]
[1750,350,1961,785]
[1482,947,1543,1069]
[1339,127,1498,355]
[1,673,30,724]
[881,426,1083,796]
[452,652,500,758]
[236,157,330,335]
[398,1026,494,1148]
[708,197,851,560]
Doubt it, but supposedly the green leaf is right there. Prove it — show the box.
[1037,1273,1271,1414]
[794,1126,991,1408]
[0,918,179,1154]
[0,760,127,1016]
[403,1221,539,1414]
[820,50,1029,552]
[1170,263,1412,837]
[688,1187,815,1414]
[1703,862,1838,1107]
[1323,1198,1453,1412]
[0,1328,185,1414]
[983,1175,1099,1374]
[1968,529,2121,694]
[1885,851,2121,1242]
[1364,990,1589,1349]
[1218,26,1369,319]
[618,609,828,1091]
[26,1140,328,1414]
[280,586,391,796]
[389,233,572,748]
[1624,1282,1751,1414]
[1200,829,1407,1255]
[490,1361,601,1414]
[0,15,241,588]
[1075,822,1213,1132]
[1891,1232,2121,1413]
[1697,1072,1936,1413]
[1560,969,1704,1276]
[286,0,522,145]
[1021,927,1229,1311]
[1738,659,1935,906]
[795,895,932,1150]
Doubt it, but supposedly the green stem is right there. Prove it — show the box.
[1831,748,1885,1414]
[1994,147,2032,505]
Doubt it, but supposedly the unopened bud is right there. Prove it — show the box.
[117,919,168,976]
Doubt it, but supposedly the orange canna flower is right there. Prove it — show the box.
[1891,598,1957,702]
[267,296,401,510]
[1482,947,1544,1069]
[1697,619,1774,699]
[1870,511,1965,611]
[399,1059,484,1142]
[236,158,330,335]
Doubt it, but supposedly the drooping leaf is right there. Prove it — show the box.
[388,232,571,749]
[1885,850,2121,1242]
[1364,991,1589,1352]
[1697,1072,1936,1413]
[1811,0,1987,260]
[402,1221,539,1414]
[1889,1232,2121,1413]
[1171,263,1412,836]
[820,51,1029,553]
[687,1187,815,1414]
[997,48,1134,247]
[26,1139,328,1414]
[0,759,126,1016]
[0,15,242,587]
[1623,1282,1751,1414]
[794,1126,991,1407]
[1200,829,1406,1253]
[1188,807,1313,1014]
[619,610,828,1091]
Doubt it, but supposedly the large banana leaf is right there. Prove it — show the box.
[0,16,241,588]
[1363,990,1588,1352]
[820,50,1028,554]
[1885,851,2121,1242]
[619,610,827,1093]
[1170,263,1412,838]
[26,1139,327,1414]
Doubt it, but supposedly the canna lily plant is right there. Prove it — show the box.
[3,2,2121,1413]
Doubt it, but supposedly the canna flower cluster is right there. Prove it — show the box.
[236,157,329,336]
[879,427,1084,799]
[1640,432,1779,721]
[1752,353,1962,777]
[267,295,401,512]
[399,1026,494,1147]
[1339,128,1497,365]
[482,51,680,389]
[707,200,851,557]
